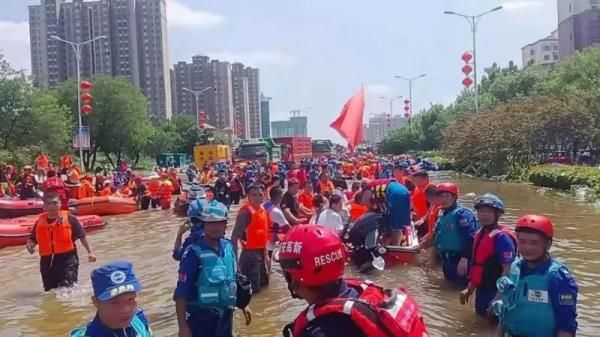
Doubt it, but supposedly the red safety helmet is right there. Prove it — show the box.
[278,225,346,287]
[515,214,554,239]
[437,182,458,196]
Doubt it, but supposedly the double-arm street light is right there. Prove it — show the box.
[379,95,404,117]
[444,6,503,114]
[51,35,107,173]
[182,86,214,128]
[393,74,426,117]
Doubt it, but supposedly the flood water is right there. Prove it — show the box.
[1,172,599,337]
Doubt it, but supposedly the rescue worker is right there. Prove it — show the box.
[16,165,38,199]
[26,192,97,291]
[316,173,335,195]
[159,173,174,210]
[411,170,431,221]
[174,201,252,337]
[231,184,270,293]
[433,182,478,287]
[70,261,153,337]
[418,185,440,247]
[348,191,368,222]
[493,215,578,337]
[172,190,212,261]
[43,170,68,210]
[79,175,96,199]
[360,178,411,246]
[214,170,231,207]
[264,187,290,259]
[459,194,516,317]
[278,225,429,337]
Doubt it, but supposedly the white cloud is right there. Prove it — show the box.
[167,0,224,29]
[366,84,392,97]
[0,20,31,73]
[502,1,544,10]
[205,50,295,68]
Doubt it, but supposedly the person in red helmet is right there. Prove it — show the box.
[432,182,478,287]
[493,215,578,337]
[278,225,429,337]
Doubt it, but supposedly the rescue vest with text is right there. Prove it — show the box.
[471,226,517,290]
[69,312,152,337]
[241,205,268,249]
[35,211,75,257]
[191,240,237,308]
[497,258,566,337]
[292,279,429,337]
[433,206,464,254]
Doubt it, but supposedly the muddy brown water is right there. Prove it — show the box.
[1,172,599,336]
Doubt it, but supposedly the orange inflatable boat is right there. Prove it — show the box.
[0,214,106,249]
[0,199,44,218]
[70,196,138,216]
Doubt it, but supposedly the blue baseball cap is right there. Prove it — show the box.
[91,260,142,301]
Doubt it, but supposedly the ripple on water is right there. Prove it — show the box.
[1,175,600,337]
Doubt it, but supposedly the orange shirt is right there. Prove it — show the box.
[349,202,368,221]
[318,181,335,194]
[98,187,112,197]
[78,180,95,198]
[298,192,314,210]
[427,205,441,236]
[411,184,431,218]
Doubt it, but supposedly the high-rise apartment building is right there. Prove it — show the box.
[558,0,600,59]
[260,95,271,138]
[245,67,261,138]
[271,116,308,137]
[363,113,406,145]
[28,0,172,120]
[171,56,235,130]
[232,63,251,139]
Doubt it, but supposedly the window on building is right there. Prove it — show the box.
[544,55,550,61]
[553,54,559,60]
[543,45,550,51]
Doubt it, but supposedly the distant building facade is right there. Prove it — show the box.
[558,0,600,59]
[271,116,308,137]
[363,113,406,145]
[260,95,271,138]
[522,30,560,67]
[28,0,172,120]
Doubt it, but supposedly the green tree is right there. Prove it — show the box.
[54,76,150,170]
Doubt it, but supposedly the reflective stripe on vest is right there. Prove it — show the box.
[498,259,561,337]
[192,241,237,308]
[242,205,268,249]
[433,207,463,254]
[69,314,152,337]
[35,211,75,257]
[471,227,516,289]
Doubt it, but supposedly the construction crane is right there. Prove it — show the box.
[289,107,312,117]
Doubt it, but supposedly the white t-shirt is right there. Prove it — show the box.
[310,208,343,235]
[267,205,289,251]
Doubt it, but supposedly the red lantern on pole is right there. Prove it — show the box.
[404,112,410,118]
[81,104,93,115]
[404,105,410,112]
[386,113,392,128]
[81,92,93,104]
[461,51,473,63]
[404,99,410,105]
[462,64,473,76]
[462,77,474,88]
[80,81,92,90]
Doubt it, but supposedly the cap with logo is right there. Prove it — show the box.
[92,260,142,301]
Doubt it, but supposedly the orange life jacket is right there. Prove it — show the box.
[470,227,517,290]
[426,205,441,236]
[79,180,95,199]
[35,211,75,257]
[241,204,269,250]
[349,201,369,221]
[148,180,160,198]
[298,192,314,210]
[98,187,112,197]
[411,183,431,218]
[159,180,173,199]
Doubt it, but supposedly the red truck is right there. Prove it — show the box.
[274,137,312,164]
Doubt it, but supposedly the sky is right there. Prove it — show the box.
[0,0,558,142]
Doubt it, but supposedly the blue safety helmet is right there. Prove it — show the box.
[474,193,505,213]
[199,201,229,223]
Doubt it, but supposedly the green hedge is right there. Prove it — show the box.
[528,165,600,192]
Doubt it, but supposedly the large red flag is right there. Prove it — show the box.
[330,86,365,152]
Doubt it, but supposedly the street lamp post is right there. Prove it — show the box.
[51,35,107,173]
[182,86,214,128]
[444,6,503,114]
[393,74,426,118]
[379,95,404,117]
